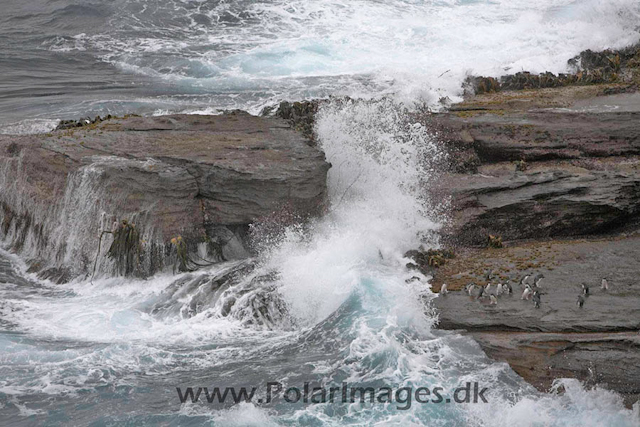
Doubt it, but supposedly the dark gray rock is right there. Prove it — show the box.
[423,107,640,245]
[443,169,640,245]
[468,331,640,408]
[431,235,640,407]
[0,113,330,281]
[433,236,640,332]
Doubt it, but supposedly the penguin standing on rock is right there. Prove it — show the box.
[466,283,475,296]
[477,285,485,299]
[496,283,503,296]
[581,283,590,296]
[440,283,449,295]
[533,273,544,288]
[521,284,532,300]
[577,295,585,308]
[490,295,498,305]
[485,269,494,282]
[505,281,513,295]
[532,290,541,309]
[601,278,609,291]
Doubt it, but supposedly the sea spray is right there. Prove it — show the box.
[3,0,638,132]
[0,99,639,425]
[256,98,444,327]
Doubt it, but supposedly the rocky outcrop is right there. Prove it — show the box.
[466,42,640,95]
[433,236,640,331]
[423,96,640,246]
[0,112,330,281]
[468,331,640,408]
[427,82,640,407]
[431,235,640,407]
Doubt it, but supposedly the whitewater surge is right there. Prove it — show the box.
[1,98,639,425]
[2,0,640,425]
[2,0,640,132]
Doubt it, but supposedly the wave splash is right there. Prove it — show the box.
[1,98,639,425]
[44,0,640,113]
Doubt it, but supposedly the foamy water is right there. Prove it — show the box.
[1,0,640,425]
[1,0,640,131]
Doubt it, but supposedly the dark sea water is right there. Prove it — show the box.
[1,1,640,425]
[2,0,640,133]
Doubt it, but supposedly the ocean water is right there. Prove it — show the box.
[1,1,640,426]
[1,0,640,132]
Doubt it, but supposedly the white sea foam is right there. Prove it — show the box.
[0,119,59,135]
[55,0,640,112]
[2,1,640,424]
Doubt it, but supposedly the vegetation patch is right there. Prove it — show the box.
[106,220,143,276]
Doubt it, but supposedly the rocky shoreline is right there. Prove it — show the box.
[1,42,638,408]
[423,44,640,407]
[0,112,330,281]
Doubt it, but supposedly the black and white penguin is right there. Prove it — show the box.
[533,273,544,288]
[505,280,513,295]
[466,283,475,296]
[532,290,541,309]
[577,295,585,308]
[477,285,485,299]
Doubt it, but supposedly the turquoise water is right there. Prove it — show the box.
[1,0,639,132]
[1,1,640,425]
[1,99,639,425]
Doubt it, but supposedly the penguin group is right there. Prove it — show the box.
[455,268,611,312]
[575,278,610,308]
[519,273,544,309]
[464,269,515,306]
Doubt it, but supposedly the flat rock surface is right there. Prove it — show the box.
[431,232,640,407]
[433,236,640,332]
[39,113,331,225]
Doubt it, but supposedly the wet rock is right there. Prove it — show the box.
[55,114,110,130]
[274,100,324,144]
[0,113,330,281]
[468,331,640,408]
[425,108,640,245]
[466,44,640,96]
[404,248,455,276]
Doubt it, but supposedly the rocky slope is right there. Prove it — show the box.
[429,94,640,246]
[0,112,330,281]
[425,71,640,405]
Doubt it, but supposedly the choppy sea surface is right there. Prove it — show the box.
[1,1,640,425]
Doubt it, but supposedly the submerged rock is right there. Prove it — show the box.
[0,113,330,281]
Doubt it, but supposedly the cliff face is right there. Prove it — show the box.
[427,87,640,407]
[425,91,640,245]
[0,112,330,282]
